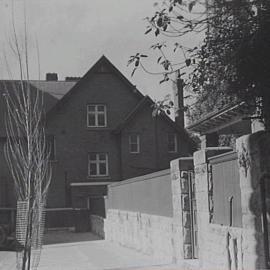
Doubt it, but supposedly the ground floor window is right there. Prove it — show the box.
[88,153,109,177]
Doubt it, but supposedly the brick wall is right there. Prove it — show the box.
[45,69,191,208]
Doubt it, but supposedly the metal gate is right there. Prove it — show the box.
[187,170,198,259]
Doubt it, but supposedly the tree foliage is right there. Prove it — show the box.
[129,0,270,126]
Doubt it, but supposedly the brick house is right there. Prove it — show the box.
[0,56,195,212]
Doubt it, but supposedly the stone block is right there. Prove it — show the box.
[194,150,207,166]
[183,244,192,259]
[181,194,190,211]
[171,180,181,195]
[180,176,189,193]
[170,158,181,173]
[183,227,191,244]
[182,211,191,228]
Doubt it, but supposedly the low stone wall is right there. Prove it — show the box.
[90,215,104,238]
[194,133,270,270]
[197,222,259,269]
[104,209,175,264]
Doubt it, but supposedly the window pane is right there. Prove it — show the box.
[99,163,107,175]
[130,134,137,143]
[130,144,138,153]
[97,105,105,112]
[88,114,96,126]
[88,105,95,112]
[99,153,106,160]
[89,163,97,175]
[97,114,105,126]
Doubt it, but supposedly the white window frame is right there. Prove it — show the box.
[129,134,140,154]
[168,133,178,153]
[87,104,107,127]
[88,153,109,177]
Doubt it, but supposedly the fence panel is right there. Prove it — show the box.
[209,151,242,227]
[107,169,173,217]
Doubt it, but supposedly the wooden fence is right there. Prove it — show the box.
[209,151,242,227]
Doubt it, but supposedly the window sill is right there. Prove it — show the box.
[86,127,112,131]
[87,176,111,180]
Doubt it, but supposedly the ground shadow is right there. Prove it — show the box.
[43,230,102,245]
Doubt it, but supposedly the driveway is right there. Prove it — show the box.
[0,231,197,270]
[0,231,159,270]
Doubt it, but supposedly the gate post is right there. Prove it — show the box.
[170,157,194,263]
[193,147,232,268]
[236,131,270,270]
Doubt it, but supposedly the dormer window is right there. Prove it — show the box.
[87,104,107,127]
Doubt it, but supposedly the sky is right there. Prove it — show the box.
[0,0,203,101]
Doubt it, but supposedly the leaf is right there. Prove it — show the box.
[185,59,191,67]
[166,109,171,115]
[135,60,139,67]
[177,15,184,20]
[131,68,137,77]
[140,54,148,58]
[157,56,162,63]
[155,28,160,36]
[159,79,166,84]
[188,1,196,12]
[163,24,168,31]
[157,17,163,27]
[144,28,152,35]
[169,6,173,12]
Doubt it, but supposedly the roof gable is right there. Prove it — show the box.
[46,55,144,119]
[113,95,197,151]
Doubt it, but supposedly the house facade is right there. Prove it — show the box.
[0,56,195,211]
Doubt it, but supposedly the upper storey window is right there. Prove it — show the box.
[87,104,107,127]
[168,133,178,153]
[129,134,140,154]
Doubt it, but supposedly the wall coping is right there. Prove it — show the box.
[194,147,233,166]
[208,151,237,164]
[108,169,170,187]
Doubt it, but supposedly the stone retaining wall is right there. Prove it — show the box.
[194,133,270,270]
[104,209,175,264]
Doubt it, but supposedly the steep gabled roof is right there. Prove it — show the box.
[0,80,58,137]
[113,95,197,151]
[46,55,144,119]
[29,80,76,99]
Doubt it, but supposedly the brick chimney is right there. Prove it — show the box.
[46,73,58,81]
[65,77,81,81]
[173,72,185,128]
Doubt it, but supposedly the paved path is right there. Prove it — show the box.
[0,239,167,270]
[0,232,198,270]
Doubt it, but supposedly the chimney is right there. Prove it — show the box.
[46,73,58,81]
[65,76,81,81]
[173,72,185,128]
